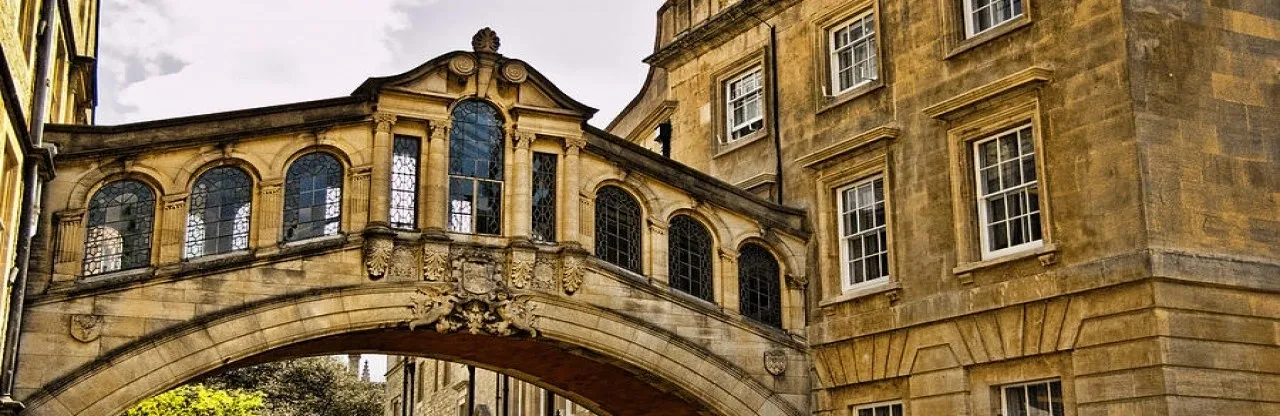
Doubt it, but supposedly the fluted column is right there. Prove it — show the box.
[157,194,188,264]
[255,180,283,251]
[348,166,372,234]
[560,136,585,247]
[51,209,85,284]
[719,248,740,313]
[510,130,535,242]
[424,120,449,235]
[368,113,397,229]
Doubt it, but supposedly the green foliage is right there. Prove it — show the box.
[124,384,264,416]
[201,356,383,416]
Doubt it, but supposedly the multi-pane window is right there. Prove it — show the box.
[283,152,343,241]
[448,101,504,235]
[668,215,713,302]
[975,124,1042,258]
[725,68,764,142]
[838,176,888,289]
[1002,379,1064,416]
[390,136,420,229]
[854,402,903,416]
[830,12,878,94]
[83,180,155,275]
[738,243,781,328]
[531,152,557,242]
[185,167,252,258]
[594,186,642,273]
[964,0,1024,37]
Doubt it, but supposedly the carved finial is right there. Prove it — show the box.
[472,27,500,53]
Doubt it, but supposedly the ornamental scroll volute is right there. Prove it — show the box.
[405,248,538,337]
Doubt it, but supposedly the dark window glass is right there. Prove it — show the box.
[655,121,672,157]
[594,186,642,273]
[448,101,504,234]
[738,243,781,327]
[531,152,558,242]
[83,180,155,275]
[668,215,713,301]
[391,136,420,229]
[186,167,252,258]
[283,152,343,241]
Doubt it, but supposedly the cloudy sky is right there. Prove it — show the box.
[97,0,663,382]
[97,0,663,127]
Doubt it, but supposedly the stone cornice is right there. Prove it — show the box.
[643,0,800,68]
[797,126,900,168]
[922,67,1054,120]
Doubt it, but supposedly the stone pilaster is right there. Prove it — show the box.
[348,166,372,234]
[510,130,535,242]
[560,136,585,247]
[368,113,397,228]
[719,248,740,314]
[51,209,85,283]
[157,195,188,263]
[255,180,283,252]
[424,120,450,235]
[648,219,669,286]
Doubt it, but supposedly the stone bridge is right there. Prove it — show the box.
[16,31,812,416]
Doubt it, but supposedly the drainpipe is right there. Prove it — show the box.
[0,0,59,412]
[742,9,785,204]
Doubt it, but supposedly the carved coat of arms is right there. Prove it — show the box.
[406,249,538,337]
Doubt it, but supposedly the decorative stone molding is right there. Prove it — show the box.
[500,61,528,83]
[472,27,500,53]
[406,248,539,337]
[508,249,536,289]
[365,237,393,280]
[513,131,536,149]
[785,274,808,290]
[388,245,419,282]
[923,67,1053,120]
[560,254,584,295]
[69,314,103,343]
[563,135,587,151]
[448,54,478,77]
[532,256,557,292]
[53,209,86,267]
[421,242,450,282]
[763,349,787,376]
[373,113,398,132]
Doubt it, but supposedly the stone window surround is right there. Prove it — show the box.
[999,378,1065,416]
[851,400,904,416]
[709,48,772,158]
[811,0,885,113]
[968,354,1074,416]
[724,68,765,143]
[972,123,1044,260]
[938,0,1034,60]
[835,175,891,292]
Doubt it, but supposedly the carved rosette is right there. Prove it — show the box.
[472,27,500,53]
[69,314,104,343]
[448,54,477,77]
[365,238,394,279]
[763,349,788,376]
[421,243,450,282]
[560,255,584,295]
[406,247,538,337]
[500,61,528,83]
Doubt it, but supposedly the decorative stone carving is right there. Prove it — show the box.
[560,255,584,295]
[472,27,500,53]
[365,238,393,279]
[763,349,788,376]
[500,61,528,83]
[373,113,397,132]
[508,249,536,289]
[69,314,103,343]
[513,131,536,149]
[785,274,808,290]
[564,135,587,151]
[405,254,538,337]
[421,243,450,282]
[532,256,557,292]
[389,245,418,281]
[448,54,477,77]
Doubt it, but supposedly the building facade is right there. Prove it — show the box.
[384,356,594,416]
[610,0,1277,415]
[0,0,98,413]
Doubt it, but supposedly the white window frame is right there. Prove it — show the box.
[1000,378,1064,416]
[973,124,1043,260]
[962,0,1025,38]
[828,10,878,95]
[852,400,904,416]
[836,175,889,292]
[724,67,764,143]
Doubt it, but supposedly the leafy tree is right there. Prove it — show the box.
[124,384,264,416]
[200,356,383,416]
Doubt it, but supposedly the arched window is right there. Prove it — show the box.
[283,152,343,241]
[668,215,713,301]
[738,243,782,328]
[186,166,252,258]
[83,180,155,275]
[447,100,504,235]
[594,186,642,273]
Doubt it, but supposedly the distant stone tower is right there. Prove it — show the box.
[347,353,361,376]
[361,361,371,382]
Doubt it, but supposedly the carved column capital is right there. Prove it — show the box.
[428,122,450,142]
[647,218,668,235]
[55,209,86,225]
[563,136,586,153]
[718,248,739,263]
[513,131,537,150]
[373,113,398,132]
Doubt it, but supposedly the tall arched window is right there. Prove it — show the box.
[668,215,713,301]
[283,152,343,242]
[186,166,252,258]
[738,243,782,328]
[447,100,504,235]
[594,186,642,273]
[83,180,155,275]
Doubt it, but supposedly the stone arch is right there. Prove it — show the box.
[268,139,361,178]
[62,163,168,212]
[584,177,659,219]
[18,285,799,416]
[586,180,652,274]
[447,95,513,126]
[735,237,802,331]
[170,150,268,192]
[662,206,732,250]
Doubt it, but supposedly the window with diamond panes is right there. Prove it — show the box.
[283,152,343,241]
[668,215,713,301]
[448,101,504,235]
[594,186,642,273]
[83,180,155,275]
[531,152,557,242]
[838,176,888,289]
[830,11,878,94]
[854,402,903,416]
[1002,379,1064,416]
[738,243,781,327]
[185,167,252,258]
[964,0,1024,37]
[390,136,420,229]
[975,124,1042,259]
[725,68,764,142]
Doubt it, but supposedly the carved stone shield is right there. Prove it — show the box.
[69,314,104,343]
[763,349,788,376]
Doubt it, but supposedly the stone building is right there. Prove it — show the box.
[0,0,98,413]
[384,356,593,416]
[609,0,1277,415]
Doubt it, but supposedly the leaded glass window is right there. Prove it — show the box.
[391,135,420,229]
[668,215,712,301]
[975,124,1042,259]
[83,180,155,275]
[283,152,343,241]
[738,243,781,327]
[185,167,252,258]
[531,152,557,242]
[594,186,641,273]
[448,101,504,235]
